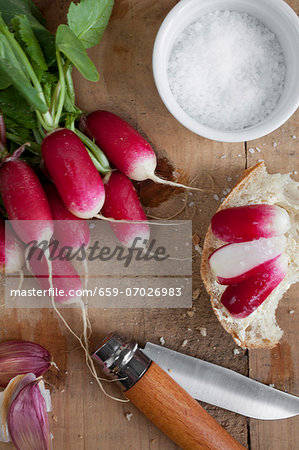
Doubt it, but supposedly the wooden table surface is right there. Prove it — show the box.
[1,1,298,449]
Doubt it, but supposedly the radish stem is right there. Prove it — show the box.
[6,133,41,154]
[53,52,67,128]
[86,149,107,173]
[65,65,76,109]
[0,28,52,128]
[74,129,110,174]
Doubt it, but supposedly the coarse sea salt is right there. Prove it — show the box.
[168,10,286,131]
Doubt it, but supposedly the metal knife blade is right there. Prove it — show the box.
[142,343,299,420]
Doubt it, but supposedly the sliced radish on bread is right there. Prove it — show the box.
[201,162,299,349]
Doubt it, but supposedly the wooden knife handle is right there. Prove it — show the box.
[126,361,245,450]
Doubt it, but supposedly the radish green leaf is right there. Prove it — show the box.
[0,87,36,129]
[12,15,47,71]
[67,0,114,49]
[0,0,55,66]
[0,34,48,113]
[15,0,46,26]
[0,70,11,89]
[56,25,99,82]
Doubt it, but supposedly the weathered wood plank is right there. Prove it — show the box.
[246,8,299,449]
[248,108,299,449]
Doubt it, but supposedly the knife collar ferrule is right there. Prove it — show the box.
[92,333,151,390]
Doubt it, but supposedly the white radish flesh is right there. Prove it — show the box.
[209,236,286,284]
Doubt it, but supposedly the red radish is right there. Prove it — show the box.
[211,205,290,243]
[0,220,24,274]
[44,184,90,250]
[0,158,53,244]
[28,245,82,305]
[41,129,105,219]
[209,236,286,285]
[220,254,288,318]
[101,171,150,247]
[83,110,200,190]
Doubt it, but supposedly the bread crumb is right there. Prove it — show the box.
[194,244,202,254]
[159,336,165,346]
[197,327,207,337]
[269,383,275,388]
[221,154,227,159]
[248,148,255,154]
[167,368,172,373]
[227,176,232,182]
[187,310,195,317]
[233,348,240,355]
[213,194,219,201]
[192,287,201,300]
[125,412,133,422]
[289,310,295,314]
[182,339,188,347]
[292,135,296,139]
[273,142,277,147]
[255,147,261,152]
[52,415,58,423]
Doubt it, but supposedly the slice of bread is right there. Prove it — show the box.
[201,162,299,349]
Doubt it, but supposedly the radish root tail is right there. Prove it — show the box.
[44,248,128,402]
[95,214,186,226]
[149,174,205,192]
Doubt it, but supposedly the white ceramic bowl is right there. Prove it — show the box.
[152,0,299,142]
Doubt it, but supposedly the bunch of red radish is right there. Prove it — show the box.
[209,204,291,318]
[0,110,176,298]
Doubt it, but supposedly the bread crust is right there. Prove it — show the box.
[200,162,296,349]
